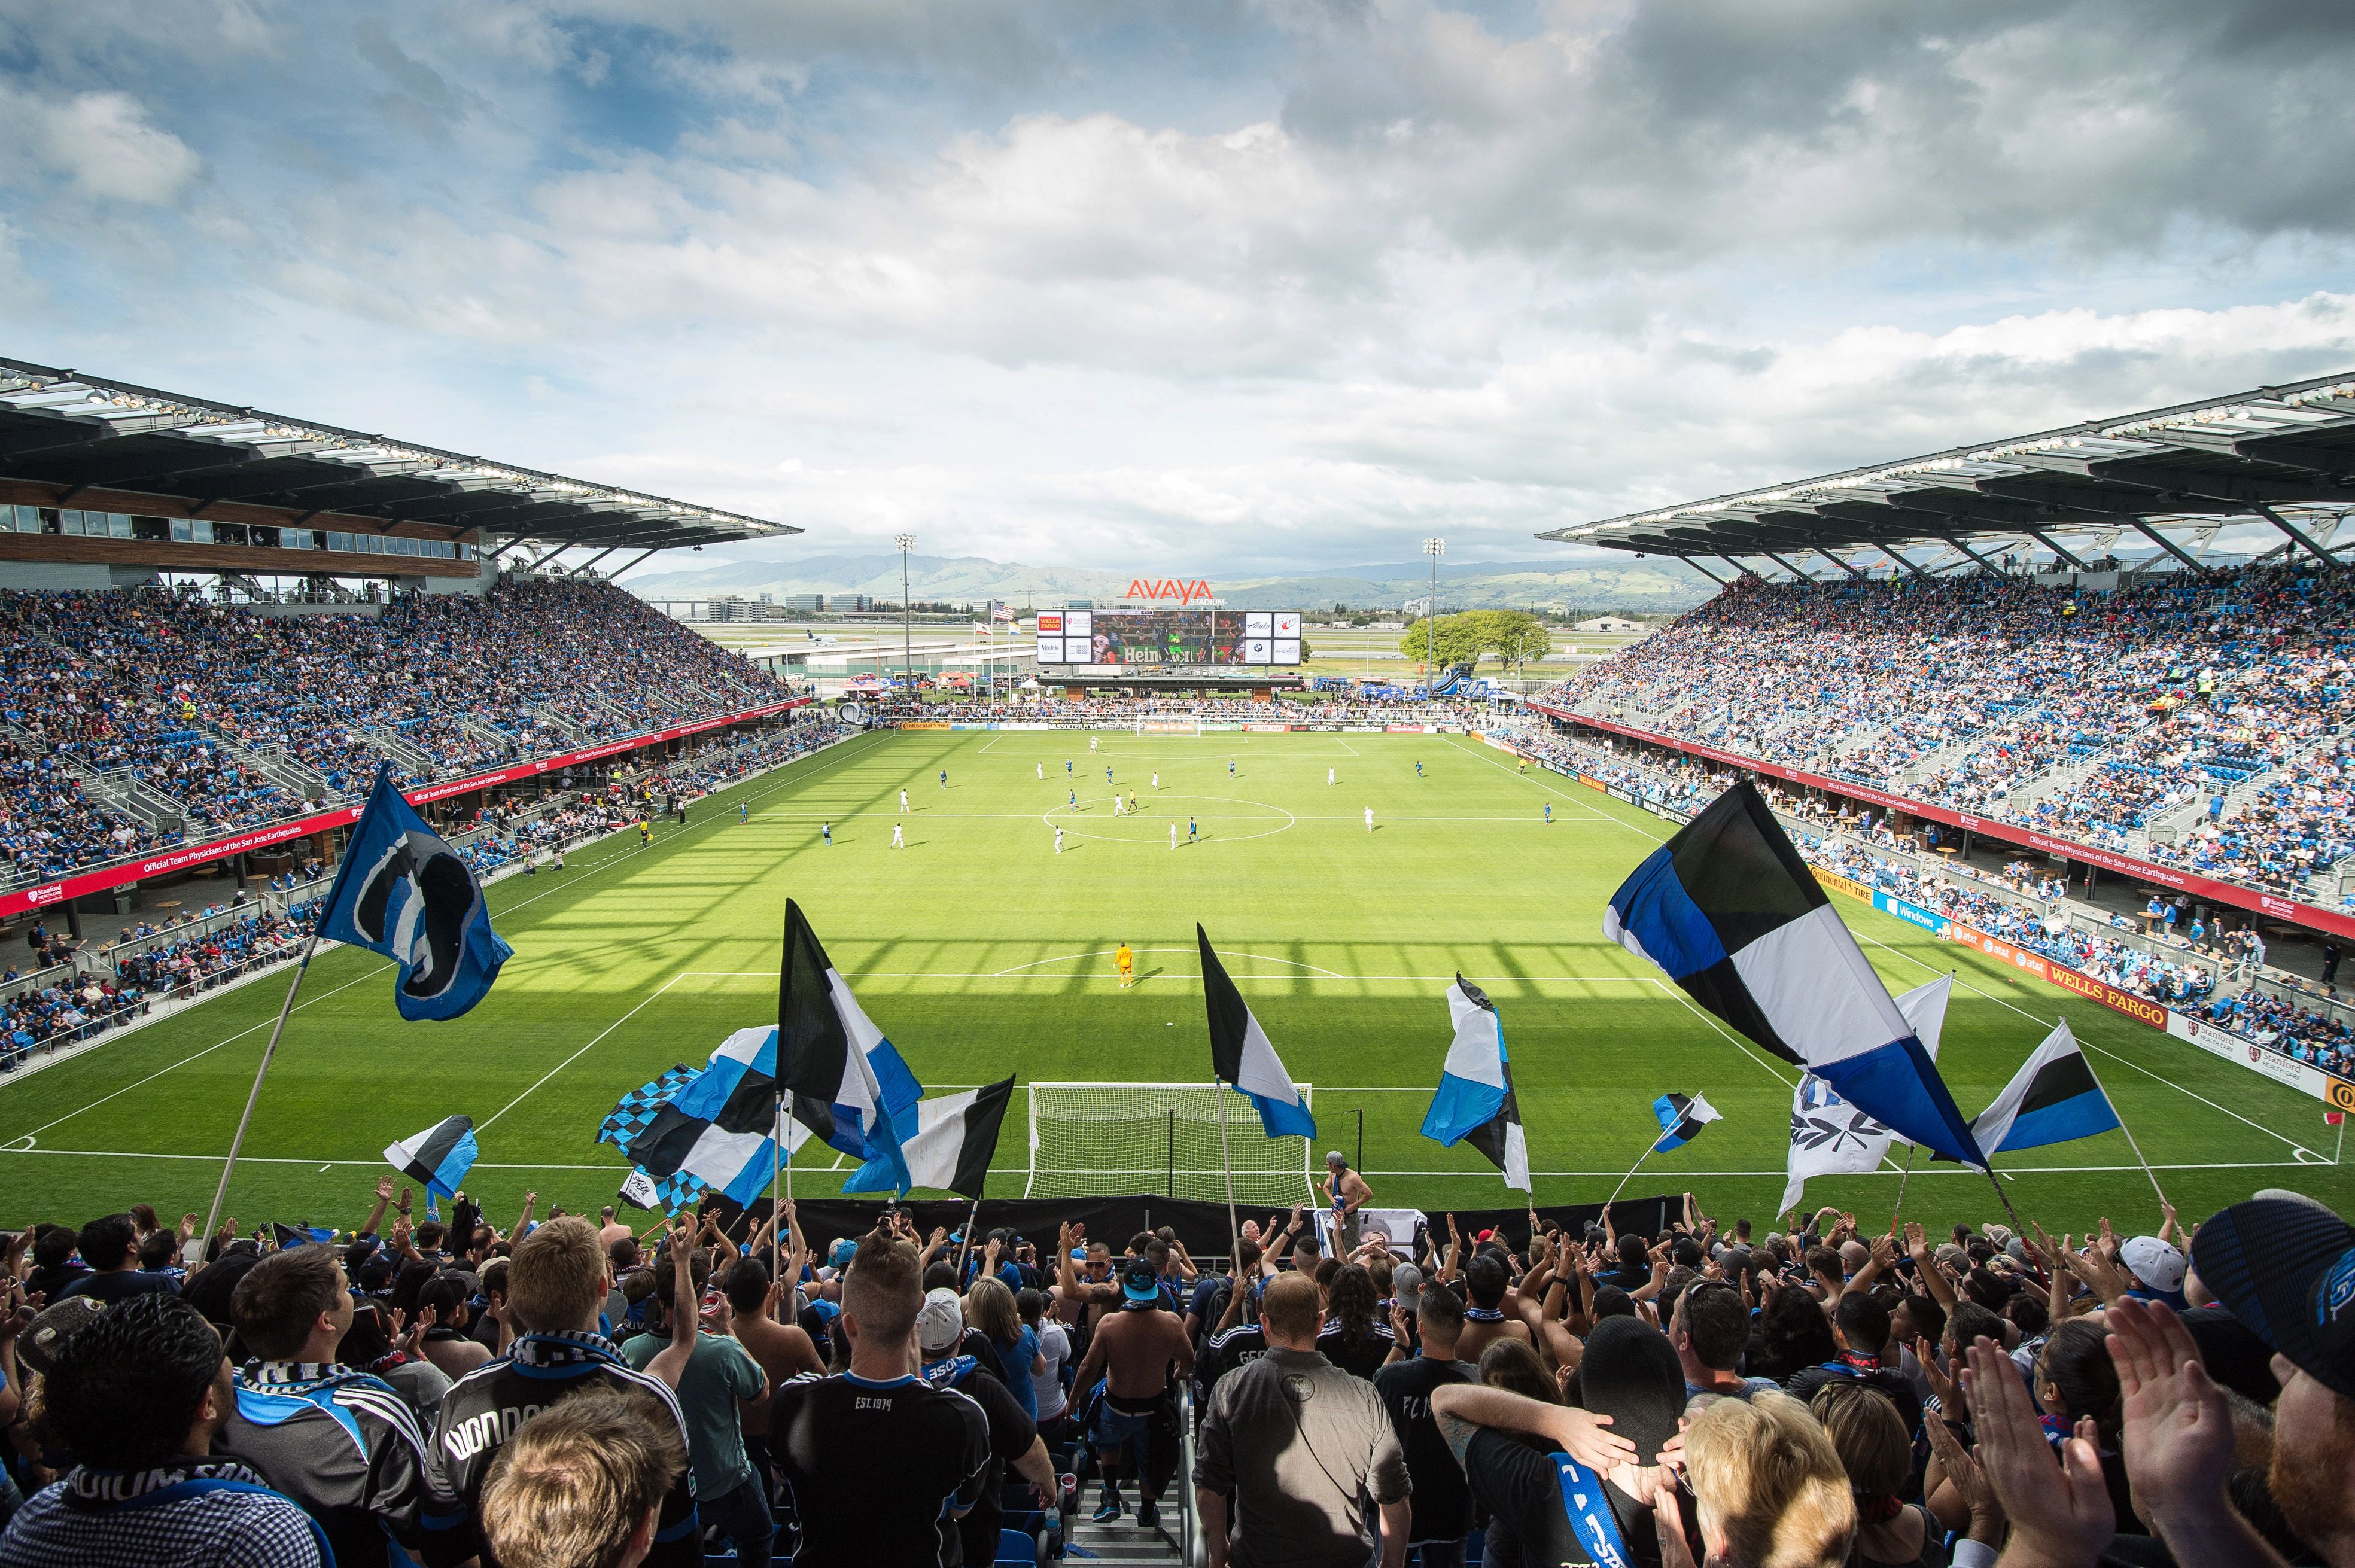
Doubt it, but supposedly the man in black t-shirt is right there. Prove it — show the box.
[915,1288,1056,1566]
[1432,1317,1682,1566]
[1373,1281,1476,1567]
[1782,1292,1922,1438]
[771,1237,994,1566]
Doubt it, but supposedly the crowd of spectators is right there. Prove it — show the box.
[1550,563,2355,899]
[0,579,797,886]
[871,694,1496,727]
[3,1179,2351,1568]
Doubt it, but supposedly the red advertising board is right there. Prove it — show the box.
[1539,704,2355,942]
[0,698,809,920]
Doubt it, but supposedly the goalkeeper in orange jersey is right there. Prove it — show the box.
[1116,941,1136,989]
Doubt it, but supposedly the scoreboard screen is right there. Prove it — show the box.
[1035,610,1300,666]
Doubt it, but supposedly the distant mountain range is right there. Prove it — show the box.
[621,551,1711,614]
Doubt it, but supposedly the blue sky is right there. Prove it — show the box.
[4,1,2354,574]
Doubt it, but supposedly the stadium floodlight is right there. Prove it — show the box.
[894,532,916,689]
[1422,537,1444,680]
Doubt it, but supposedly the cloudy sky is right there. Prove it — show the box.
[4,1,2354,574]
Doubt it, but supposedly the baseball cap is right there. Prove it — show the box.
[19,1296,105,1378]
[916,1287,965,1354]
[828,1238,858,1269]
[2192,1198,2355,1402]
[1122,1260,1160,1304]
[2119,1235,2187,1295]
[1575,1317,1687,1462]
[1392,1264,1424,1312]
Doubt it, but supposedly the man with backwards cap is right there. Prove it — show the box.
[1072,1259,1194,1528]
[1431,1316,1677,1566]
[1318,1152,1373,1257]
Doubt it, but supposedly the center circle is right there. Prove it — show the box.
[1040,792,1297,844]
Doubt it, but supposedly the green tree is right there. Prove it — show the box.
[1398,613,1487,672]
[1396,610,1547,675]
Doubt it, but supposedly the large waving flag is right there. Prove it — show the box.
[1780,974,1951,1213]
[600,1064,712,1212]
[777,900,921,1193]
[1604,780,1984,1166]
[1971,1020,2121,1154]
[1198,925,1316,1139]
[1651,1092,1721,1152]
[1419,975,1529,1191]
[847,1076,1017,1198]
[320,765,512,1020]
[384,1115,477,1202]
[622,1026,788,1206]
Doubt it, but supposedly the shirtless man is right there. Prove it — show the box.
[1070,1257,1195,1528]
[722,1256,822,1493]
[1455,1250,1534,1363]
[1318,1151,1373,1256]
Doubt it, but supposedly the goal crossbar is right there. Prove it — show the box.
[1024,1081,1315,1204]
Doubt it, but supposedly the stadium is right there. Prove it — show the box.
[8,13,2355,1568]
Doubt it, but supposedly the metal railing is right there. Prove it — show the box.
[1178,1386,1203,1566]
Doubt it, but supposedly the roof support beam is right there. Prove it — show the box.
[1680,556,1729,584]
[2020,525,2086,569]
[1884,547,1932,580]
[1940,534,2007,575]
[1814,548,1865,580]
[2125,519,2209,576]
[2249,501,2341,569]
[567,547,617,577]
[516,540,574,573]
[1758,550,1817,581]
[1725,556,1765,580]
[604,547,664,582]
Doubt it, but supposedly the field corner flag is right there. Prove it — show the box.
[320,764,512,1021]
[1198,924,1315,1139]
[1420,974,1529,1191]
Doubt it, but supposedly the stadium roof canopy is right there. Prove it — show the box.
[1540,371,2355,579]
[0,357,798,554]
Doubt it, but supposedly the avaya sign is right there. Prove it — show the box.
[1125,578,1216,605]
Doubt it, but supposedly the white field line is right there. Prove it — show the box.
[474,972,689,1131]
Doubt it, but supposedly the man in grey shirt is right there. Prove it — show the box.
[1194,1272,1410,1568]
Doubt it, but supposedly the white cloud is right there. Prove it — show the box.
[0,87,202,204]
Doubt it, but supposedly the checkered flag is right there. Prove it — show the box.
[600,1065,709,1212]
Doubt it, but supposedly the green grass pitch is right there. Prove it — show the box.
[2,727,2347,1239]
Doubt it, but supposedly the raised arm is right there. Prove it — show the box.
[645,1217,701,1389]
[359,1175,394,1238]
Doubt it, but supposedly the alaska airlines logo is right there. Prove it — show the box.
[1127,578,1213,604]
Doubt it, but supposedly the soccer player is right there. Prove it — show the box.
[1151,771,1158,789]
[1106,765,1114,785]
[1168,823,1177,850]
[939,769,947,789]
[1127,790,1137,814]
[1069,787,1078,809]
[638,820,652,847]
[1543,802,1551,824]
[892,823,904,850]
[900,788,909,812]
[1117,942,1135,989]
[1066,759,1073,774]
[821,822,831,846]
[1364,806,1374,832]
[1188,816,1197,843]
[1090,736,1099,753]
[1228,759,1235,777]
[1037,762,1044,780]
[1416,760,1423,777]
[1055,827,1065,854]
[1328,766,1336,785]
[739,802,749,823]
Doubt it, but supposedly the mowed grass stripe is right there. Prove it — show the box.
[0,729,2344,1233]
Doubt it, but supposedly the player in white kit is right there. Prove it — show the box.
[1169,822,1177,850]
[892,823,905,848]
[900,788,909,812]
[1055,826,1065,854]
[1328,767,1336,785]
[1364,806,1374,832]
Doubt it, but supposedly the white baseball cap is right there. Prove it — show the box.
[2119,1235,2187,1294]
[916,1287,965,1354]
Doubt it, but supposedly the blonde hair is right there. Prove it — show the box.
[481,1387,686,1568]
[1682,1391,1857,1568]
[1808,1381,1909,1512]
[965,1277,1021,1348]
[507,1218,609,1333]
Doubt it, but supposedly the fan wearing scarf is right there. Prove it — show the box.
[0,1293,330,1568]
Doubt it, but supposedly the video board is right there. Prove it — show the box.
[1035,610,1300,666]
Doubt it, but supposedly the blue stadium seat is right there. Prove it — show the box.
[997,1527,1044,1564]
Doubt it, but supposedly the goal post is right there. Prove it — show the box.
[1025,1081,1314,1205]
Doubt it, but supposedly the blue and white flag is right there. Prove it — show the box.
[384,1114,477,1202]
[1780,974,1950,1214]
[622,1026,811,1206]
[1199,925,1316,1139]
[1651,1092,1721,1152]
[777,900,920,1194]
[319,765,512,1021]
[1604,781,1985,1167]
[1971,1019,2121,1155]
[847,1076,1016,1199]
[1420,975,1529,1191]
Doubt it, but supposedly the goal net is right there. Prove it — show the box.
[1025,1082,1315,1205]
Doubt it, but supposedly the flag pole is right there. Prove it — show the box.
[1889,1144,1916,1233]
[954,1195,982,1285]
[1214,1082,1242,1271]
[200,924,325,1256]
[771,1088,786,1304]
[1604,1134,1654,1208]
[1980,1165,2024,1232]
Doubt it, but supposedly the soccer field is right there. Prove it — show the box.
[2,727,2347,1237]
